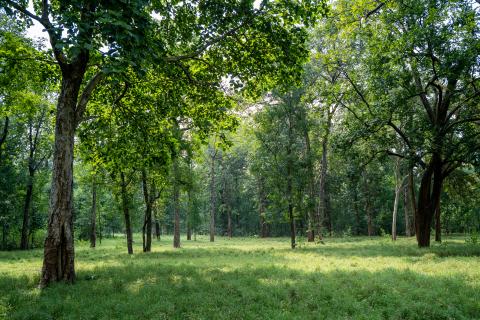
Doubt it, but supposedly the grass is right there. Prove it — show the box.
[0,235,479,320]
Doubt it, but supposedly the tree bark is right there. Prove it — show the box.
[258,178,269,238]
[0,116,9,164]
[415,155,443,247]
[120,172,133,254]
[41,70,84,287]
[435,197,441,243]
[142,170,153,252]
[392,159,402,241]
[287,111,296,249]
[89,178,97,248]
[155,220,160,240]
[304,129,315,242]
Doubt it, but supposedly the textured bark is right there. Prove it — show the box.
[120,172,133,254]
[391,159,402,241]
[415,155,443,247]
[89,178,97,248]
[40,70,84,287]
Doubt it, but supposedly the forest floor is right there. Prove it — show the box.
[0,235,479,320]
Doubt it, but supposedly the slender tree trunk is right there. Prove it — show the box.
[258,179,268,238]
[287,112,296,249]
[408,169,417,237]
[209,145,217,242]
[403,183,411,237]
[41,71,84,287]
[186,190,192,241]
[0,116,9,164]
[173,158,181,248]
[141,170,153,252]
[89,178,97,248]
[316,108,333,239]
[304,129,315,242]
[120,172,133,254]
[155,220,160,240]
[20,169,34,250]
[353,186,361,236]
[392,159,402,241]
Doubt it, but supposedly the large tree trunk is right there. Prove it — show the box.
[89,178,97,248]
[0,116,9,164]
[20,168,34,250]
[120,172,133,254]
[415,156,443,247]
[40,72,83,287]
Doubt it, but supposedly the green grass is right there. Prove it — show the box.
[1,235,479,319]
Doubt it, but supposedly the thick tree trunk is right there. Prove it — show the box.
[20,169,34,250]
[40,72,83,287]
[415,156,443,247]
[120,172,133,254]
[0,116,9,164]
[89,178,97,248]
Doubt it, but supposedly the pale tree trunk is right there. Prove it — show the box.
[120,172,133,254]
[392,158,402,241]
[403,183,411,237]
[304,129,315,242]
[20,168,34,250]
[89,177,97,248]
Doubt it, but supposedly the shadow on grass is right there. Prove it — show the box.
[1,256,479,320]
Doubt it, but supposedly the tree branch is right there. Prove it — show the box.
[75,71,105,126]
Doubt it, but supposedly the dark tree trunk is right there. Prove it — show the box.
[155,220,160,240]
[120,172,133,254]
[20,169,34,250]
[408,169,417,237]
[227,206,232,238]
[142,170,153,252]
[89,178,97,248]
[0,116,9,164]
[415,155,443,247]
[40,69,86,287]
[353,188,361,236]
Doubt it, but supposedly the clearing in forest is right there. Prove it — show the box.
[0,236,479,319]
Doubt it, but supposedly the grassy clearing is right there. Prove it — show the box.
[0,235,479,320]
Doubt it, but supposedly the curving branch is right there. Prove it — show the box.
[75,71,105,126]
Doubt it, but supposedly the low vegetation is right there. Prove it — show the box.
[1,236,479,319]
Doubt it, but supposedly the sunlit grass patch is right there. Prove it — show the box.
[0,235,479,319]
